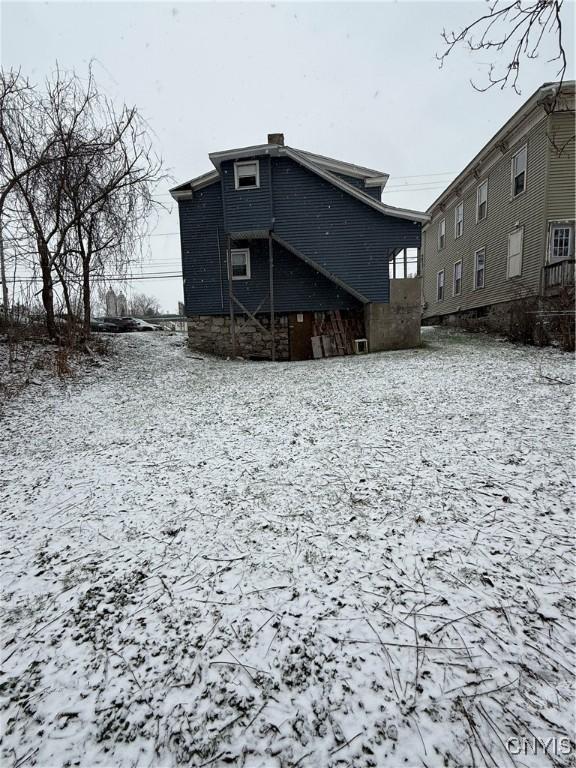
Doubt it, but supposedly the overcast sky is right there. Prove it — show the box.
[3,1,574,311]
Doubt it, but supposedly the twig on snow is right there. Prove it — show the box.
[329,730,363,756]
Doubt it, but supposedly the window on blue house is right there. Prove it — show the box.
[234,161,260,190]
[230,248,251,280]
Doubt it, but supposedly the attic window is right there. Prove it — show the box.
[234,161,260,190]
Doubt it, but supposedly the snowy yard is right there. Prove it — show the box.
[1,328,574,768]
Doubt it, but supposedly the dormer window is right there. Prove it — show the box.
[234,160,260,190]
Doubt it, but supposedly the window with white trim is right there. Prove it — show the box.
[455,201,464,238]
[511,145,527,197]
[230,248,251,280]
[438,218,446,250]
[234,161,260,190]
[474,248,485,289]
[453,260,462,296]
[548,222,574,262]
[507,228,523,278]
[437,270,445,301]
[476,180,488,222]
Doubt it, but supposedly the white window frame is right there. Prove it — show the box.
[511,144,527,198]
[547,221,574,263]
[474,248,485,289]
[454,201,464,239]
[453,260,462,296]
[234,160,260,190]
[438,218,446,250]
[476,180,488,222]
[230,248,251,280]
[507,228,523,279]
[436,269,445,302]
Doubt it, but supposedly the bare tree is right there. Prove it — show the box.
[57,118,160,334]
[1,65,164,339]
[437,0,568,95]
[130,292,161,317]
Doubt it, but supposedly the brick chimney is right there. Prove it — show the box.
[267,133,285,146]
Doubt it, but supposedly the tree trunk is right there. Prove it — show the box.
[54,262,74,320]
[82,257,91,337]
[0,213,8,322]
[38,239,57,339]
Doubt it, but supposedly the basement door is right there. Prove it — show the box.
[288,312,314,360]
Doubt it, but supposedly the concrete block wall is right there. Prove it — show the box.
[187,314,290,360]
[364,278,422,352]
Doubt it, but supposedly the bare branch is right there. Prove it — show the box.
[437,1,568,97]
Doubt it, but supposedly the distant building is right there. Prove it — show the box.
[105,289,118,316]
[422,81,575,326]
[116,293,128,316]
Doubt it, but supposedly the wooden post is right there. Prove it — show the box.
[269,233,276,361]
[226,235,236,357]
[403,248,408,279]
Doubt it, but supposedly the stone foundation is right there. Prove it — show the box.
[364,278,422,351]
[188,314,290,360]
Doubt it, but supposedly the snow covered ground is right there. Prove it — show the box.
[1,328,574,768]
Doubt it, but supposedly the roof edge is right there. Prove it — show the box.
[171,145,428,221]
[294,149,387,180]
[169,169,220,200]
[286,148,429,223]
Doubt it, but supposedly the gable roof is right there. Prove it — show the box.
[171,143,429,223]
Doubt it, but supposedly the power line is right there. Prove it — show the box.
[6,273,183,284]
[382,187,447,194]
[383,182,451,190]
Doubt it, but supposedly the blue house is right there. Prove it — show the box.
[170,134,428,360]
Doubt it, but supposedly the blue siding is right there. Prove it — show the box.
[332,173,365,190]
[179,184,359,315]
[332,172,382,201]
[364,186,382,201]
[179,183,227,315]
[179,154,421,315]
[221,157,272,233]
[225,239,360,313]
[272,157,420,303]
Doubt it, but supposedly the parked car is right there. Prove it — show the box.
[99,316,136,332]
[119,317,160,332]
[97,316,161,332]
[91,318,123,333]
